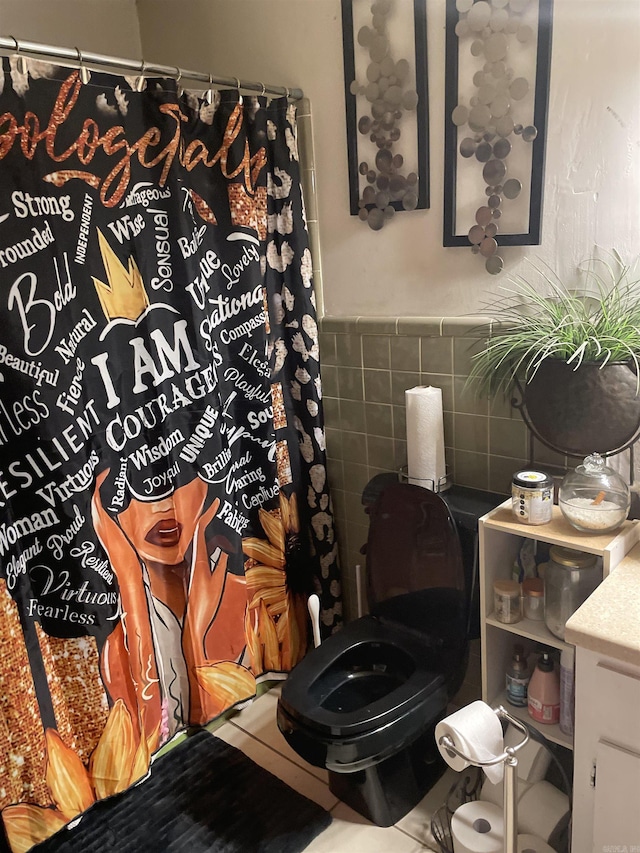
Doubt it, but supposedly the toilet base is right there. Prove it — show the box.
[327,727,446,827]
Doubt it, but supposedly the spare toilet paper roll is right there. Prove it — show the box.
[517,834,556,853]
[480,775,532,809]
[504,724,551,783]
[517,780,570,842]
[435,701,505,784]
[451,801,504,853]
[405,386,446,490]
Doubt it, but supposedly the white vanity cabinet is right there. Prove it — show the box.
[478,501,639,749]
[570,650,640,852]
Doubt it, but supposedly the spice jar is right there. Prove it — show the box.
[494,579,521,624]
[544,546,602,639]
[559,452,630,533]
[522,577,544,621]
[512,470,553,525]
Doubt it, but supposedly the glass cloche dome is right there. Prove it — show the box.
[559,453,630,533]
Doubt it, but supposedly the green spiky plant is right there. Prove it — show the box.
[468,252,640,398]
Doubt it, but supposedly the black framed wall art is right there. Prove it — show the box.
[443,0,553,272]
[341,0,430,231]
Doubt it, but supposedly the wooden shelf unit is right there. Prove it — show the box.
[479,500,639,751]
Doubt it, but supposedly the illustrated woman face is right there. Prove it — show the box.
[118,478,208,566]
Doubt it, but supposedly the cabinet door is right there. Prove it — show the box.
[594,662,640,753]
[592,740,640,850]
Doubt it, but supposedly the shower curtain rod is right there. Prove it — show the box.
[0,34,304,100]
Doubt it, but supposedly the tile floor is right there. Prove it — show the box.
[210,682,460,853]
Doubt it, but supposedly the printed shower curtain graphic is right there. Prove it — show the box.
[0,57,340,852]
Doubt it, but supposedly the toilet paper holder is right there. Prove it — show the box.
[438,706,529,853]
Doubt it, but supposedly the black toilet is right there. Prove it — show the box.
[277,482,470,826]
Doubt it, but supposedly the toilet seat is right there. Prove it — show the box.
[279,614,446,739]
[277,483,469,813]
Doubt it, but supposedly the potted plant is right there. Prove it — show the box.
[468,253,640,457]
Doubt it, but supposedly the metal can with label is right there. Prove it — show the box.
[512,470,553,525]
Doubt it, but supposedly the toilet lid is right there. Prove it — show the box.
[366,483,466,629]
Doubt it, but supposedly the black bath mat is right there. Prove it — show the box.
[33,730,332,853]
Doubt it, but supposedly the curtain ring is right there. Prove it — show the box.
[12,36,27,76]
[205,72,214,106]
[234,77,243,106]
[284,87,291,100]
[135,59,147,93]
[259,82,266,98]
[175,65,183,97]
[76,46,91,85]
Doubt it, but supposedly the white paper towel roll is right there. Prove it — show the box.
[451,801,504,853]
[405,386,446,489]
[435,701,505,784]
[517,781,570,842]
[517,833,556,853]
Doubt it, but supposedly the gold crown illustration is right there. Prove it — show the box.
[92,230,150,322]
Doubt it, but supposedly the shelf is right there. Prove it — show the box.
[491,689,573,751]
[482,502,640,574]
[480,492,639,832]
[486,612,573,653]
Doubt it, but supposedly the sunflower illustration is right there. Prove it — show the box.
[2,699,160,853]
[242,492,308,673]
[1,660,255,852]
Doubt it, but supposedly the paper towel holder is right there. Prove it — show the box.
[437,706,529,853]
[399,465,453,493]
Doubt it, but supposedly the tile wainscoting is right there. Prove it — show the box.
[319,315,569,623]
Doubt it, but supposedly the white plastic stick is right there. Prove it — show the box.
[308,594,321,648]
[355,564,364,618]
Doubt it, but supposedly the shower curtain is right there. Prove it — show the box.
[0,57,341,852]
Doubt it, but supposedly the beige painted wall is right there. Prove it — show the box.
[3,0,637,317]
[0,0,142,56]
[137,0,640,318]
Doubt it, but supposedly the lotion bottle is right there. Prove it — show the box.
[527,652,560,725]
[506,643,530,707]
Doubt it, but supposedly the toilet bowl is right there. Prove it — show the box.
[277,483,470,826]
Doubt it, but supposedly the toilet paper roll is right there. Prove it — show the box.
[517,781,570,842]
[435,701,505,784]
[451,801,504,853]
[517,834,556,853]
[504,724,551,783]
[405,386,446,490]
[480,775,532,809]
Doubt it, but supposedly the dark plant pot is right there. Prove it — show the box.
[518,359,640,457]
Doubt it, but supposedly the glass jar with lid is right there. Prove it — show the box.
[544,546,602,639]
[512,470,553,525]
[493,579,521,624]
[559,452,630,533]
